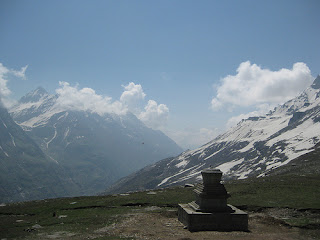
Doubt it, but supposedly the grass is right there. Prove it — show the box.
[0,188,194,239]
[285,217,320,228]
[225,174,320,209]
[1,174,319,239]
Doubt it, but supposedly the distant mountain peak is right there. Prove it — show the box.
[8,86,183,201]
[19,86,49,103]
[311,75,320,89]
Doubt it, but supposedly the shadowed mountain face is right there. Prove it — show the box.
[7,88,183,199]
[0,106,80,202]
[106,76,320,194]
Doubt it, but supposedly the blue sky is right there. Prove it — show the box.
[1,0,319,149]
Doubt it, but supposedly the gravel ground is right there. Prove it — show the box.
[95,208,320,240]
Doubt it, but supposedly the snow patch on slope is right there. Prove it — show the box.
[157,163,205,187]
[1,118,7,128]
[216,158,244,174]
[169,163,205,185]
[0,146,9,157]
[204,147,225,160]
[46,123,58,148]
[9,133,16,147]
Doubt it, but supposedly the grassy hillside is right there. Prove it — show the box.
[226,174,320,209]
[1,170,320,239]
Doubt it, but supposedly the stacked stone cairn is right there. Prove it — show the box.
[178,167,248,231]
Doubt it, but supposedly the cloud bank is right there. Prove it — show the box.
[139,100,169,129]
[120,82,146,106]
[0,62,168,131]
[211,61,314,128]
[0,63,11,99]
[55,81,169,129]
[55,82,127,115]
[211,61,313,110]
[0,63,28,107]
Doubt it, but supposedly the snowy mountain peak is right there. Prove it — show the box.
[19,86,49,103]
[10,88,57,128]
[271,78,320,116]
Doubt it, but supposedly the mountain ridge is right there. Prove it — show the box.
[0,106,80,202]
[8,87,183,198]
[106,76,320,194]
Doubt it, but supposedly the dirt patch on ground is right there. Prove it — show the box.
[97,208,320,240]
[36,231,76,239]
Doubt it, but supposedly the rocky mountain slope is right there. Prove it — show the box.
[106,75,320,193]
[8,87,182,198]
[0,106,80,202]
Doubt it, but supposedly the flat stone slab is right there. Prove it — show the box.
[178,203,248,232]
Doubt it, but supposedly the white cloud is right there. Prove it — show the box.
[1,63,169,131]
[0,63,28,107]
[55,81,170,130]
[211,61,313,110]
[12,65,28,80]
[0,63,11,99]
[55,82,127,115]
[118,82,170,129]
[211,98,223,110]
[120,82,146,113]
[139,100,169,129]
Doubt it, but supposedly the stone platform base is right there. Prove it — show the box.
[178,204,248,232]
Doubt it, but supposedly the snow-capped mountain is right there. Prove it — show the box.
[9,88,183,196]
[0,106,80,202]
[106,75,320,194]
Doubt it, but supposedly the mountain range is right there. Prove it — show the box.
[106,75,320,194]
[2,76,320,201]
[1,87,182,202]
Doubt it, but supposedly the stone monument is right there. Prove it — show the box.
[178,167,248,231]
